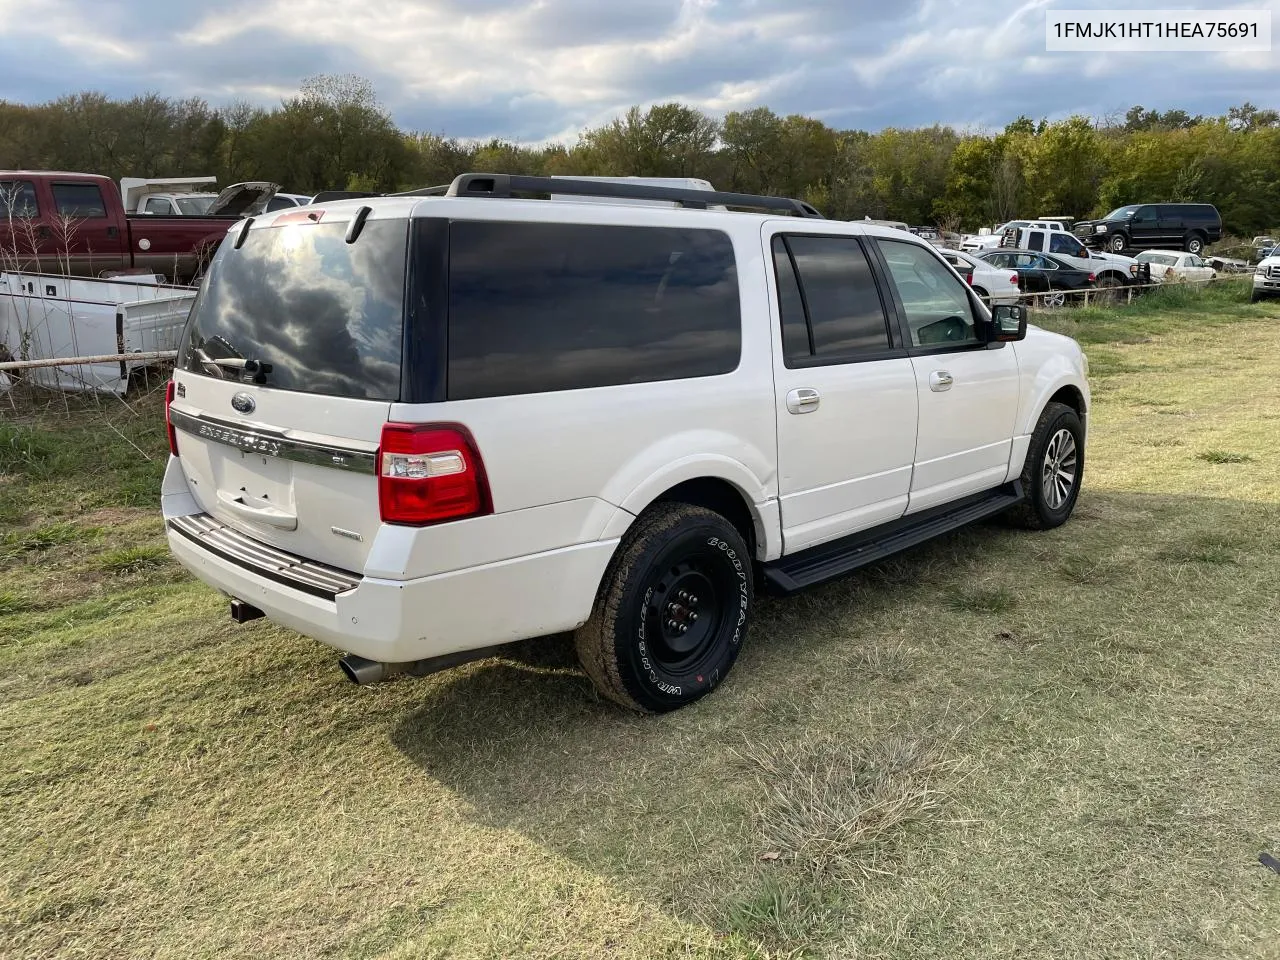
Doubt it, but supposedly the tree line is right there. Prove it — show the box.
[2,75,1277,233]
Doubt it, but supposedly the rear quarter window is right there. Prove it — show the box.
[446,221,741,400]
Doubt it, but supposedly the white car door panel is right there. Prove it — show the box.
[767,228,919,553]
[870,236,1021,513]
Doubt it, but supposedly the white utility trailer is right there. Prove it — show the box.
[0,272,196,394]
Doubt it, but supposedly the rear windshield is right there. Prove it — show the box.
[179,219,408,400]
[1137,252,1177,265]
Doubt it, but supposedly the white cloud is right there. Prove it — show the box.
[0,0,1275,140]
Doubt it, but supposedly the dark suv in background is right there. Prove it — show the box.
[1074,203,1222,255]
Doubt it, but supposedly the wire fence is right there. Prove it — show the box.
[977,274,1234,310]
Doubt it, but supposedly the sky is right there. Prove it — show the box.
[0,0,1275,142]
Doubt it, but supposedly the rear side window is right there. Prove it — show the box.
[51,183,107,218]
[144,198,171,215]
[179,219,408,400]
[772,235,892,364]
[0,180,39,218]
[447,221,740,399]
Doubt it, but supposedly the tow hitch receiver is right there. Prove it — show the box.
[230,599,265,624]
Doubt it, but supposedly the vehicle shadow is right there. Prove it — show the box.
[387,489,1279,944]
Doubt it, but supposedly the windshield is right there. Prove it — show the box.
[175,196,216,215]
[178,219,408,400]
[1104,205,1140,220]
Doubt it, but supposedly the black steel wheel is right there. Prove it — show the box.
[575,502,753,713]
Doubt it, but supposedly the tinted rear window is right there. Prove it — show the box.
[447,221,740,400]
[179,219,407,400]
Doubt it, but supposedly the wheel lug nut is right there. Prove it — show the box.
[689,612,698,622]
[678,624,688,634]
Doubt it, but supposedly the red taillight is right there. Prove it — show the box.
[1009,273,1019,286]
[1088,273,1096,283]
[165,380,178,456]
[964,272,973,285]
[377,422,491,526]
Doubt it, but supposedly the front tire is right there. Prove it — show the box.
[1108,233,1128,254]
[575,503,754,713]
[1184,233,1205,255]
[1010,402,1084,530]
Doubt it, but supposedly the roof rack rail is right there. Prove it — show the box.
[392,183,450,198]
[415,173,824,218]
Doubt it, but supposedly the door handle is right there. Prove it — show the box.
[929,371,954,392]
[786,388,820,414]
[217,490,298,530]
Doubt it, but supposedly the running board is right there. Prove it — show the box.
[763,482,1024,594]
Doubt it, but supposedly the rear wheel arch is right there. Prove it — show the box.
[619,476,761,559]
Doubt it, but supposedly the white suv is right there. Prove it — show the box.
[163,174,1090,713]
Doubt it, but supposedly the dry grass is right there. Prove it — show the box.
[737,731,966,879]
[2,283,1279,959]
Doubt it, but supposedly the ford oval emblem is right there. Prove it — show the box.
[231,392,256,415]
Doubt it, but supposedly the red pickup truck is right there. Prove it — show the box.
[0,172,275,284]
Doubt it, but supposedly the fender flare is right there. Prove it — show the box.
[600,453,782,560]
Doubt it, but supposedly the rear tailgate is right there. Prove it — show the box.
[168,209,409,574]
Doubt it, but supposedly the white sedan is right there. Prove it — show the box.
[1135,250,1217,283]
[938,248,1022,306]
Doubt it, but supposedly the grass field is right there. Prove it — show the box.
[2,282,1279,959]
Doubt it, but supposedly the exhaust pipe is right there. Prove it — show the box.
[338,654,389,685]
[338,645,514,685]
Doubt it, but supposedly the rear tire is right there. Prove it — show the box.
[972,286,990,304]
[575,503,754,713]
[1009,402,1084,530]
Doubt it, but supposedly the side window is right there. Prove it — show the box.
[144,198,169,215]
[1034,256,1059,271]
[1026,230,1046,252]
[447,221,741,400]
[1049,233,1083,256]
[876,239,979,348]
[1133,205,1156,224]
[775,235,892,364]
[771,238,812,362]
[265,196,293,212]
[985,253,1011,269]
[51,183,108,218]
[0,180,39,218]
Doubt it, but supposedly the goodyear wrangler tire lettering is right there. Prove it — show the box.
[574,503,755,714]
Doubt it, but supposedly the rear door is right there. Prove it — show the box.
[168,210,409,573]
[766,228,918,552]
[47,180,127,275]
[871,237,1020,512]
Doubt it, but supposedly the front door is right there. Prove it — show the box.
[870,237,1021,513]
[1130,205,1159,247]
[0,178,53,271]
[766,228,919,553]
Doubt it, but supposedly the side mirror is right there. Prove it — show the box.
[986,304,1027,342]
